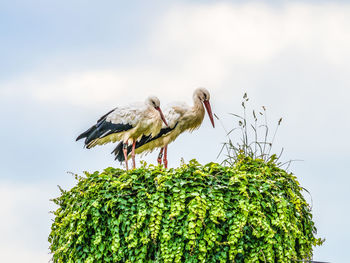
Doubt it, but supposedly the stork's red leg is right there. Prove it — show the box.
[131,140,136,169]
[157,148,164,165]
[123,143,129,171]
[163,144,168,168]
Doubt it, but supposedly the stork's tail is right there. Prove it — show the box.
[112,142,133,162]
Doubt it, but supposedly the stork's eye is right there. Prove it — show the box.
[203,93,207,100]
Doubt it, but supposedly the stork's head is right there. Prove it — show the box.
[193,88,215,128]
[146,96,161,108]
[145,96,168,127]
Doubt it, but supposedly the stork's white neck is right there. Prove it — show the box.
[180,95,205,131]
[192,95,204,111]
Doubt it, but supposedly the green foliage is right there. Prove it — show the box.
[49,158,323,262]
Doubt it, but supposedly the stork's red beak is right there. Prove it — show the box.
[203,100,215,128]
[155,107,168,127]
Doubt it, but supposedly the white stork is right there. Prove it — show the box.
[76,96,168,170]
[112,88,215,168]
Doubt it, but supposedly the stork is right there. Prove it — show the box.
[76,96,168,170]
[112,88,215,168]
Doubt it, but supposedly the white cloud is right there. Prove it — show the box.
[2,2,349,110]
[150,2,350,72]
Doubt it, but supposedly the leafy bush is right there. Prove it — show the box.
[49,157,323,262]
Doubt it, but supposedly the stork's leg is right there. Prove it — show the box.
[163,144,168,168]
[131,140,136,169]
[157,148,164,165]
[123,143,129,171]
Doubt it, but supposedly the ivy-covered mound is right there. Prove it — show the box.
[49,157,323,263]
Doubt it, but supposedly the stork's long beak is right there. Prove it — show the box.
[203,100,215,128]
[155,107,169,127]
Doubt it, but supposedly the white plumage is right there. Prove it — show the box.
[113,88,215,167]
[76,96,168,170]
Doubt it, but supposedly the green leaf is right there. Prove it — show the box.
[49,159,322,262]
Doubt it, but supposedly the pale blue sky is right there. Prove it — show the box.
[1,0,349,262]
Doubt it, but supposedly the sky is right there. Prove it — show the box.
[1,0,349,262]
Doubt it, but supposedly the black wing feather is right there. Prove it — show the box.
[96,108,116,123]
[85,121,133,147]
[76,125,95,141]
[76,109,113,142]
[112,123,178,162]
[111,141,126,161]
[76,108,133,148]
